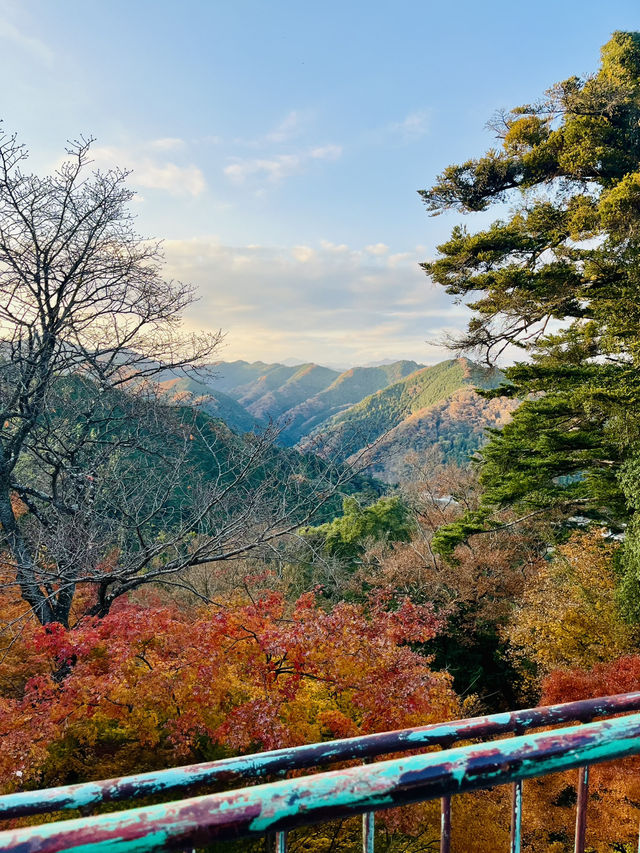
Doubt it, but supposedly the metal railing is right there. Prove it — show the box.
[2,692,640,852]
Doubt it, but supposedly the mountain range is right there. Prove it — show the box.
[164,357,516,483]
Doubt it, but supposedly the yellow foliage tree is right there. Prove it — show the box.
[508,530,636,693]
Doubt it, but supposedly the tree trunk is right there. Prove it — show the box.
[0,484,56,625]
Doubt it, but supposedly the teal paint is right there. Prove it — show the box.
[362,811,375,853]
[4,713,640,852]
[63,829,173,853]
[510,781,522,853]
[4,692,640,821]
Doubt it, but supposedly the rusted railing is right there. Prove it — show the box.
[1,692,640,852]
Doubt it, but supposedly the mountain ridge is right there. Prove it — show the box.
[298,358,504,460]
[162,357,513,481]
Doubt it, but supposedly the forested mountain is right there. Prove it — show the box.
[200,360,311,393]
[272,360,423,445]
[168,356,513,480]
[358,387,517,482]
[297,358,510,478]
[234,363,341,420]
[204,360,423,430]
[156,375,266,434]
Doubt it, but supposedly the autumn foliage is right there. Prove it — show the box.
[508,530,636,692]
[3,499,640,850]
[0,589,457,796]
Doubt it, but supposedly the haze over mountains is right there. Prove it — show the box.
[163,357,516,482]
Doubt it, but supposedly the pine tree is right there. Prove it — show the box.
[421,33,640,608]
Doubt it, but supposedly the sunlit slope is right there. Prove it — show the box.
[277,360,423,445]
[205,360,299,393]
[156,376,265,434]
[163,358,513,479]
[300,358,506,463]
[356,387,517,482]
[236,363,341,420]
[204,360,341,420]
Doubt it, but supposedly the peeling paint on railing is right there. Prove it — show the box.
[2,713,640,853]
[2,691,639,822]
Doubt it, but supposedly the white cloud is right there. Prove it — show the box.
[230,109,315,147]
[149,137,186,151]
[389,110,430,139]
[365,243,389,256]
[266,110,313,143]
[309,144,342,160]
[90,143,206,197]
[162,238,466,365]
[291,246,317,263]
[320,240,349,253]
[388,252,414,266]
[224,144,342,185]
[224,154,301,183]
[135,160,205,196]
[0,17,54,65]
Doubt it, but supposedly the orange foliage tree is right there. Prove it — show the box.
[502,656,640,853]
[487,531,640,850]
[346,465,546,710]
[0,590,458,798]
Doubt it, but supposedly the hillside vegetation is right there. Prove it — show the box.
[299,358,507,470]
[276,360,423,445]
[358,388,517,482]
[156,375,266,434]
[158,357,512,480]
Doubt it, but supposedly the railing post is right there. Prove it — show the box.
[266,832,285,853]
[574,765,589,853]
[510,722,524,852]
[361,755,375,853]
[510,780,522,853]
[440,795,451,853]
[362,810,375,853]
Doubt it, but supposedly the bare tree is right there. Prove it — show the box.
[0,128,354,627]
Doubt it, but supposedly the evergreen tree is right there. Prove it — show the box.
[420,32,640,608]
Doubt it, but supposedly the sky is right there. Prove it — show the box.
[1,0,639,367]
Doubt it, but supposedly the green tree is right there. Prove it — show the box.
[302,495,415,562]
[420,33,640,606]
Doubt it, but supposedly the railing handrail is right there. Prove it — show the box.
[2,712,640,853]
[2,691,639,820]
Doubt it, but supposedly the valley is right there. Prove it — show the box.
[177,356,516,481]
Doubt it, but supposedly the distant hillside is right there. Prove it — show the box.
[355,387,517,483]
[200,359,426,439]
[157,376,265,434]
[204,360,342,420]
[277,360,423,446]
[299,358,505,460]
[157,357,515,482]
[203,360,294,393]
[237,363,341,420]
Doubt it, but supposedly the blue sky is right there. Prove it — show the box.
[2,0,639,366]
